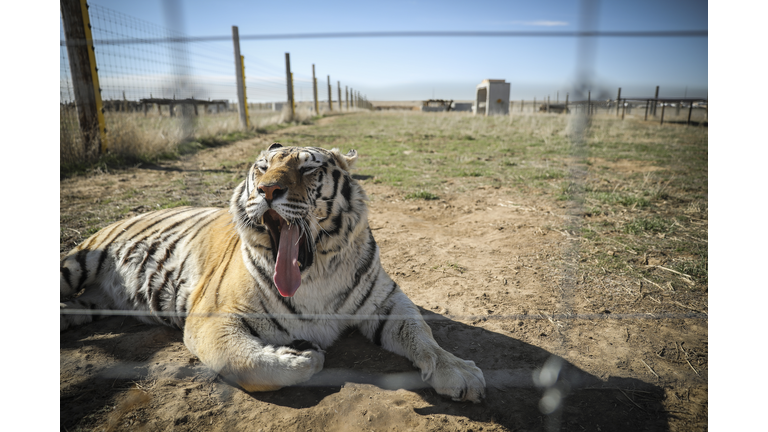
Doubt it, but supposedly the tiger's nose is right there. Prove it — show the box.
[258,184,285,202]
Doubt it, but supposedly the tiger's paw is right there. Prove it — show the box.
[237,340,324,393]
[423,351,486,403]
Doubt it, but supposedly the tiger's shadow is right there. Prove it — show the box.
[248,308,670,431]
[60,309,669,431]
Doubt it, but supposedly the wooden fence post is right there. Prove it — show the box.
[547,96,550,113]
[290,72,296,116]
[284,53,294,120]
[241,55,250,128]
[621,99,626,120]
[232,26,247,129]
[660,103,665,125]
[312,64,319,114]
[337,81,342,112]
[61,0,107,155]
[687,103,694,126]
[327,76,333,111]
[587,91,591,116]
[565,93,569,114]
[616,88,621,116]
[346,86,349,110]
[653,86,659,116]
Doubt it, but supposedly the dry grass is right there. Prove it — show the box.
[59,103,336,177]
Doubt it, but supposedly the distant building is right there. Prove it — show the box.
[420,99,452,112]
[452,102,473,112]
[474,79,510,116]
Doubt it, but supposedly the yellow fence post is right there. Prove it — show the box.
[62,0,107,155]
[80,0,107,153]
[241,55,250,129]
[290,72,296,118]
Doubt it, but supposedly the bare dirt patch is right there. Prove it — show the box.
[61,116,707,431]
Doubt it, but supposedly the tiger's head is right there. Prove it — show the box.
[230,143,362,297]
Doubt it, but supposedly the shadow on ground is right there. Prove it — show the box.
[60,309,668,431]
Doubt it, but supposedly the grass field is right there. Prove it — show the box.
[60,111,708,431]
[266,111,708,293]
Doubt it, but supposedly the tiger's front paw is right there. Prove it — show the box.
[425,351,486,403]
[237,340,325,392]
[274,339,325,381]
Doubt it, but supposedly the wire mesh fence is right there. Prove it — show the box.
[59,1,708,431]
[60,3,371,169]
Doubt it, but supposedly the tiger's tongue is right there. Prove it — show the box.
[273,220,301,297]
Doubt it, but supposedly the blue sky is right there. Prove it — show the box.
[66,0,707,102]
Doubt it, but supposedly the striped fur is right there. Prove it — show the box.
[60,144,485,402]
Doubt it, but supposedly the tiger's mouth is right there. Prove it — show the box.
[261,209,311,297]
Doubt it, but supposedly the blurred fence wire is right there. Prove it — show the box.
[60,1,707,430]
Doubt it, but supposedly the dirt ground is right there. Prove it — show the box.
[60,116,708,431]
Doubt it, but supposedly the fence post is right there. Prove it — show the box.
[61,0,107,155]
[547,96,550,113]
[291,72,296,115]
[241,55,250,128]
[653,86,659,116]
[232,26,248,129]
[346,86,349,110]
[565,93,569,114]
[687,102,694,126]
[312,64,319,114]
[660,103,665,125]
[587,91,591,116]
[327,76,333,111]
[616,88,621,116]
[621,99,625,120]
[337,81,342,112]
[284,53,295,120]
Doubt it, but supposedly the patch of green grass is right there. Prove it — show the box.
[588,191,650,208]
[404,191,440,200]
[531,169,566,180]
[159,199,192,209]
[624,217,674,235]
[674,259,708,284]
[458,170,484,177]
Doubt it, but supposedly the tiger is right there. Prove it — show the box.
[60,143,486,402]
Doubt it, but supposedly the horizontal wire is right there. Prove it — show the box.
[60,308,707,321]
[60,29,708,46]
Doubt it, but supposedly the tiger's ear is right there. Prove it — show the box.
[330,148,358,171]
[268,142,283,151]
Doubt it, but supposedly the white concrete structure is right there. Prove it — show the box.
[474,79,510,116]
